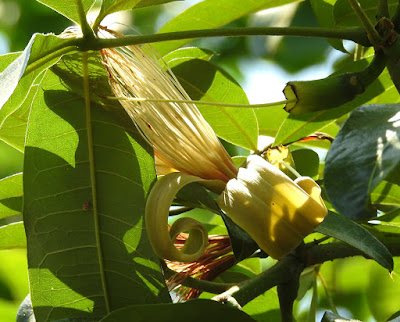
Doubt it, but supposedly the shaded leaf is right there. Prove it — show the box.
[316,212,394,271]
[172,59,258,150]
[371,181,400,206]
[162,47,215,67]
[136,0,180,8]
[153,0,301,56]
[98,0,141,21]
[333,0,398,27]
[23,58,170,321]
[0,222,26,249]
[99,299,255,321]
[325,104,400,220]
[0,173,22,219]
[321,311,354,321]
[292,148,319,179]
[0,33,75,151]
[36,0,96,24]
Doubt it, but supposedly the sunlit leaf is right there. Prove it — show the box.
[0,33,75,151]
[316,212,394,271]
[171,59,258,150]
[0,173,22,219]
[23,57,170,321]
[153,0,302,56]
[36,0,96,24]
[162,47,215,67]
[0,222,26,249]
[325,104,400,220]
[136,0,180,8]
[371,181,400,206]
[99,299,255,321]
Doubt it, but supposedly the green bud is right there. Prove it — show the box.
[284,51,387,114]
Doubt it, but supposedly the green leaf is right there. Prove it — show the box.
[325,104,400,221]
[274,53,399,146]
[152,0,301,56]
[333,0,398,27]
[316,212,394,271]
[292,148,319,179]
[0,36,34,111]
[371,181,400,206]
[171,59,258,150]
[0,33,75,151]
[23,59,170,321]
[98,0,141,21]
[321,311,353,321]
[135,0,180,9]
[310,0,347,53]
[99,299,256,321]
[0,222,26,249]
[254,105,288,137]
[36,0,96,24]
[0,173,22,219]
[162,47,215,67]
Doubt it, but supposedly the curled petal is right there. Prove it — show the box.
[146,172,221,262]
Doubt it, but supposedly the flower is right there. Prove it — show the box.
[217,154,327,259]
[99,29,238,183]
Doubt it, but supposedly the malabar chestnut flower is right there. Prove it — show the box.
[99,29,327,264]
[217,154,327,259]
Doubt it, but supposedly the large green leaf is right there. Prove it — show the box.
[0,33,75,151]
[371,181,400,206]
[0,222,26,249]
[99,299,255,321]
[316,212,394,271]
[171,59,258,150]
[23,57,170,321]
[274,53,399,145]
[0,173,22,220]
[325,104,400,221]
[152,0,301,56]
[36,0,96,24]
[254,105,288,137]
[333,0,398,27]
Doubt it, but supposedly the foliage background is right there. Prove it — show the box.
[1,0,400,321]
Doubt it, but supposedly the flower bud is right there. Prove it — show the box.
[216,155,327,259]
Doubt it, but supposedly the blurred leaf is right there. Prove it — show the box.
[371,181,400,206]
[333,0,398,27]
[16,295,34,322]
[0,222,26,249]
[297,267,316,300]
[162,47,215,67]
[36,0,95,24]
[0,33,74,151]
[23,58,170,321]
[310,0,347,53]
[292,148,319,179]
[366,258,400,321]
[153,0,301,56]
[242,290,280,321]
[325,104,400,220]
[273,1,330,73]
[171,59,258,150]
[136,0,180,8]
[274,53,399,146]
[0,173,22,219]
[368,208,400,233]
[98,0,141,21]
[99,299,255,321]
[316,211,394,271]
[321,311,354,321]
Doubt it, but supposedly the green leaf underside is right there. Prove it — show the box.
[316,212,393,271]
[152,0,301,56]
[0,33,74,151]
[325,104,400,221]
[162,47,215,67]
[0,222,26,249]
[23,58,170,321]
[333,0,398,27]
[171,58,258,150]
[0,173,23,219]
[99,299,255,321]
[274,58,399,146]
[36,0,96,23]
